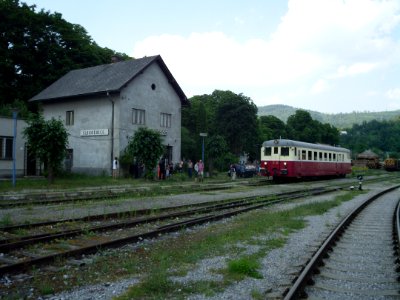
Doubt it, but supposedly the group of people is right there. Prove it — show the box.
[158,158,204,181]
[192,159,204,181]
[112,156,205,181]
[158,158,173,180]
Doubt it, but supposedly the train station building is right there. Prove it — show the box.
[30,55,188,175]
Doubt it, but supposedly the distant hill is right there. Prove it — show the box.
[257,104,400,129]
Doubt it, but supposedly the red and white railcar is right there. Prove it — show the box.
[260,139,351,179]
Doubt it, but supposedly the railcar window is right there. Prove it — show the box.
[333,153,336,161]
[319,152,322,160]
[301,150,306,160]
[281,147,289,156]
[294,147,297,156]
[329,153,332,161]
[308,151,312,160]
[314,151,318,160]
[324,153,327,161]
[264,147,271,156]
[274,147,278,154]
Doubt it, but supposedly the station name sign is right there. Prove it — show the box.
[80,129,109,137]
[157,129,168,136]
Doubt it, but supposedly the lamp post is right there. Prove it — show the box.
[12,108,18,187]
[199,133,207,164]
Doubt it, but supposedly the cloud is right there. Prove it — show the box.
[386,88,400,99]
[132,0,400,111]
[132,30,323,90]
[330,63,378,79]
[311,79,329,94]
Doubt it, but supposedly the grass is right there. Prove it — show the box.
[0,172,236,194]
[226,256,263,279]
[3,189,362,299]
[115,191,358,299]
[0,213,13,227]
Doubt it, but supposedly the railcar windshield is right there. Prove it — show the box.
[264,147,271,156]
[281,147,289,156]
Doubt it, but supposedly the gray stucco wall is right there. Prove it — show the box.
[119,63,182,164]
[0,117,28,178]
[43,97,115,175]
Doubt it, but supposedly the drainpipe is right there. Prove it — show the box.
[108,91,114,175]
[12,109,18,187]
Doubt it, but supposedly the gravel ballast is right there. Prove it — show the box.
[39,183,392,300]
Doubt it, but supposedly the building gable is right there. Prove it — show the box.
[30,55,188,106]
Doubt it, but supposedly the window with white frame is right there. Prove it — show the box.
[264,147,271,156]
[66,110,74,126]
[281,147,289,156]
[0,136,13,159]
[160,113,171,128]
[132,108,145,125]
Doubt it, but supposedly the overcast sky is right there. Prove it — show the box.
[25,0,400,113]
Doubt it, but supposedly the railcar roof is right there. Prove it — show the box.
[262,139,350,153]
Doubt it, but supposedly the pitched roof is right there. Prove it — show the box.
[357,150,379,159]
[30,55,188,105]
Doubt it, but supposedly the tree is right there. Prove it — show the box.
[181,95,211,160]
[214,91,259,158]
[205,135,228,174]
[123,127,164,179]
[23,115,69,183]
[259,115,287,142]
[0,0,130,116]
[286,110,340,145]
[181,127,197,161]
[182,90,260,166]
[320,123,339,145]
[340,118,400,158]
[287,110,317,142]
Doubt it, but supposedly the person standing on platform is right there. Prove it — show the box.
[187,160,193,179]
[198,160,204,182]
[112,157,119,179]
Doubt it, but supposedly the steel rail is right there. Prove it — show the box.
[0,175,394,209]
[394,193,400,265]
[0,187,339,275]
[0,181,259,208]
[0,187,335,252]
[0,187,327,233]
[283,184,400,300]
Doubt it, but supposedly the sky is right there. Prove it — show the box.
[24,0,400,114]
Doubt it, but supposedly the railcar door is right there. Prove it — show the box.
[299,149,307,177]
[271,145,280,177]
[279,146,290,176]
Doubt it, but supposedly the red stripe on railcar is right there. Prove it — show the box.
[261,160,351,178]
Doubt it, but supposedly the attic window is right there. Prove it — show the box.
[151,83,156,90]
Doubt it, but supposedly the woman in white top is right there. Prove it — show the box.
[112,157,119,179]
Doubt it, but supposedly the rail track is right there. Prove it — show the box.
[0,186,339,276]
[0,181,261,208]
[1,174,394,208]
[283,185,400,299]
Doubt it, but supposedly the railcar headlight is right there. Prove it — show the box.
[283,162,287,166]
